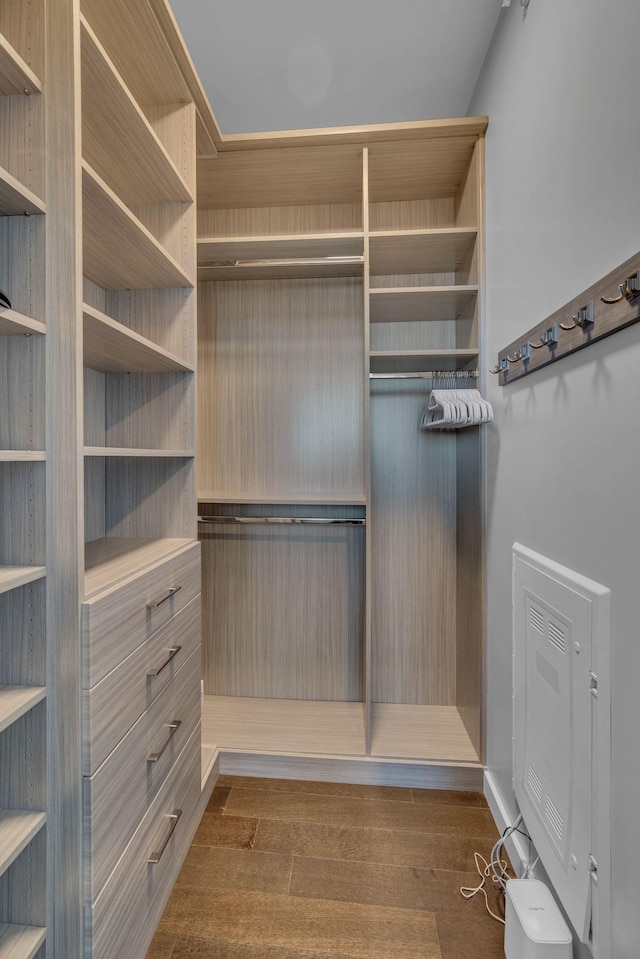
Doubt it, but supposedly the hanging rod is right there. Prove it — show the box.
[198,515,366,526]
[203,256,364,268]
[369,369,479,380]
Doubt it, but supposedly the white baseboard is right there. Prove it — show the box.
[483,768,531,877]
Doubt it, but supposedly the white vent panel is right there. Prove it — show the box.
[513,544,610,945]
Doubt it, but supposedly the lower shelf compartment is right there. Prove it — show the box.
[0,922,46,959]
[202,697,481,768]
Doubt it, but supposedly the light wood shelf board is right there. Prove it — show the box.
[370,704,480,763]
[368,137,477,203]
[0,567,46,597]
[0,310,45,337]
[83,304,194,373]
[198,233,365,280]
[0,810,46,877]
[199,261,363,282]
[82,161,192,290]
[369,228,477,276]
[83,447,194,458]
[0,922,46,959]
[370,350,478,374]
[80,17,192,206]
[202,696,366,757]
[0,165,45,217]
[0,686,46,735]
[0,451,46,462]
[369,286,478,323]
[0,33,41,96]
[198,491,367,506]
[84,536,194,598]
[201,745,219,793]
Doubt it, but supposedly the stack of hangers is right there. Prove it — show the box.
[420,388,494,430]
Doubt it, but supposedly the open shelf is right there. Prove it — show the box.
[202,695,366,757]
[0,810,46,878]
[198,491,367,506]
[0,452,46,463]
[82,161,192,290]
[0,686,46,736]
[369,286,478,323]
[0,166,45,217]
[369,228,476,276]
[370,704,481,763]
[0,310,46,337]
[83,304,194,373]
[80,17,192,206]
[198,232,364,280]
[0,922,46,959]
[0,33,41,96]
[84,447,194,458]
[84,537,194,599]
[370,350,478,374]
[0,567,46,598]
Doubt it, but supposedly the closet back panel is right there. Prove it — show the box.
[198,203,362,238]
[370,381,457,705]
[197,277,365,498]
[0,580,45,685]
[200,518,365,701]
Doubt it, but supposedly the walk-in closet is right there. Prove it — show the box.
[196,124,486,787]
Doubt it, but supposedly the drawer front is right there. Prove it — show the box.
[84,646,201,903]
[86,725,201,959]
[83,595,201,775]
[82,542,201,688]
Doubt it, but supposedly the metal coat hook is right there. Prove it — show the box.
[489,357,509,374]
[559,301,594,331]
[601,272,640,304]
[529,324,558,350]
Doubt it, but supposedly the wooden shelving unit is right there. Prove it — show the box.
[0,166,46,218]
[0,567,46,597]
[198,232,364,280]
[0,921,46,959]
[0,810,46,877]
[0,686,47,736]
[0,33,41,95]
[83,304,195,374]
[369,286,478,322]
[370,350,478,374]
[82,162,192,290]
[84,447,194,458]
[198,491,367,506]
[0,311,45,337]
[0,451,46,462]
[369,228,477,275]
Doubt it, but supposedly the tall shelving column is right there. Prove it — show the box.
[0,1,49,956]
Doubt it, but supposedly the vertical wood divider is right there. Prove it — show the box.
[362,147,372,755]
[45,0,84,954]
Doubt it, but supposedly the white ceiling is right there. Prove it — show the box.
[170,0,504,134]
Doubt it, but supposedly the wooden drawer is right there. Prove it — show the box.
[82,542,200,688]
[84,647,201,903]
[85,724,201,959]
[83,595,201,775]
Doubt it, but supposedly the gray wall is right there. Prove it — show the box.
[470,2,640,956]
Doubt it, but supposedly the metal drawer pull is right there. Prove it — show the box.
[148,809,182,865]
[147,586,182,609]
[147,645,182,678]
[147,720,181,764]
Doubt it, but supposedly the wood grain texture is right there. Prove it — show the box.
[0,463,45,566]
[370,704,479,762]
[83,304,194,374]
[0,216,45,322]
[368,138,477,204]
[197,146,364,210]
[83,537,195,597]
[217,775,413,803]
[0,0,44,80]
[0,567,45,597]
[83,595,201,774]
[81,161,192,290]
[370,197,456,232]
[197,278,365,498]
[370,381,456,704]
[0,824,46,931]
[83,647,201,902]
[0,334,44,451]
[0,310,45,337]
[370,350,478,374]
[0,685,46,735]
[202,697,366,756]
[103,457,196,539]
[105,288,196,367]
[0,89,44,203]
[198,203,362,238]
[0,810,46,875]
[0,922,46,959]
[80,17,191,206]
[369,229,477,277]
[0,34,40,94]
[176,845,292,895]
[192,814,258,851]
[0,579,45,685]
[0,165,44,216]
[198,231,364,281]
[369,286,478,323]
[200,520,364,700]
[82,540,200,686]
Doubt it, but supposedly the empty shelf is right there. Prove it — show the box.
[83,304,194,373]
[0,810,46,877]
[0,451,46,462]
[0,33,41,96]
[0,567,46,597]
[370,350,478,374]
[82,161,192,290]
[369,286,478,323]
[0,687,46,736]
[369,228,477,276]
[84,447,194,458]
[84,537,193,598]
[0,922,46,959]
[370,704,480,763]
[198,232,364,280]
[0,165,45,217]
[0,310,45,337]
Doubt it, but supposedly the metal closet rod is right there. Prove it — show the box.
[369,369,479,380]
[198,515,366,526]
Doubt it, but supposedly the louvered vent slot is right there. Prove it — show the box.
[527,764,543,801]
[545,796,564,838]
[529,605,545,633]
[548,620,566,654]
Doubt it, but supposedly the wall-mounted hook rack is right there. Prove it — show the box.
[492,250,640,384]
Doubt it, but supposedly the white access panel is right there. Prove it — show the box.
[512,544,610,946]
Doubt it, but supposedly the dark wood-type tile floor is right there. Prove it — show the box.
[145,775,507,959]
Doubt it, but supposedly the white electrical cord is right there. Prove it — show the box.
[461,813,536,924]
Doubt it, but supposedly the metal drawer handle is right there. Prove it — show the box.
[147,645,182,678]
[147,586,182,609]
[147,720,181,764]
[148,809,182,865]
